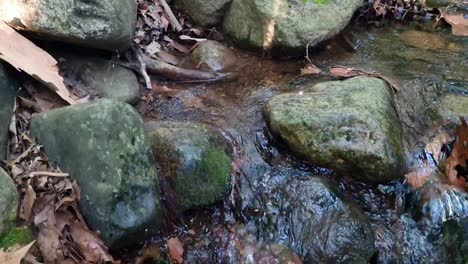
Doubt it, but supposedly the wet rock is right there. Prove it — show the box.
[145,121,231,210]
[410,173,468,226]
[425,0,458,7]
[59,54,140,104]
[223,0,362,51]
[3,0,136,51]
[258,174,376,263]
[441,217,468,264]
[178,0,232,26]
[183,41,237,72]
[0,64,16,160]
[30,99,162,248]
[265,76,404,183]
[0,168,18,236]
[439,94,468,124]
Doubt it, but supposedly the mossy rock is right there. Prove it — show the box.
[0,226,34,250]
[145,121,232,210]
[178,0,232,26]
[0,168,18,236]
[30,99,162,248]
[265,76,405,183]
[0,63,17,160]
[3,0,136,51]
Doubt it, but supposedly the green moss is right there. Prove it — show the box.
[0,226,34,249]
[176,148,231,209]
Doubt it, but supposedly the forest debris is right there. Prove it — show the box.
[154,50,180,65]
[0,21,75,105]
[425,132,451,160]
[328,66,401,92]
[144,55,230,82]
[151,81,178,98]
[445,117,468,189]
[164,36,191,54]
[300,64,321,75]
[158,0,183,32]
[145,40,162,56]
[0,241,36,264]
[167,237,184,264]
[442,12,468,36]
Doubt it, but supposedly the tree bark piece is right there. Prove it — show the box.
[159,0,183,32]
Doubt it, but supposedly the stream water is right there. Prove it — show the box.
[138,21,467,263]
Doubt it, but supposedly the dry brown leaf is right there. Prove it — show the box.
[0,241,36,264]
[69,221,114,263]
[151,81,179,98]
[167,237,184,264]
[164,36,190,54]
[37,225,62,263]
[445,117,468,190]
[0,21,75,105]
[300,64,321,75]
[425,132,451,160]
[21,185,36,221]
[442,12,468,36]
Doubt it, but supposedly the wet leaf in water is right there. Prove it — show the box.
[445,117,468,190]
[167,237,184,264]
[442,12,468,36]
[300,64,321,75]
[0,241,35,264]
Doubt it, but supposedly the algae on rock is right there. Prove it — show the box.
[30,99,162,248]
[0,63,17,160]
[0,168,18,237]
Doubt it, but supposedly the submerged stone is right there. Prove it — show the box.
[31,99,162,248]
[223,0,362,51]
[2,0,136,51]
[178,0,232,26]
[183,40,237,72]
[58,54,140,104]
[0,168,18,237]
[0,63,16,160]
[439,94,468,124]
[145,121,231,210]
[265,76,404,183]
[258,175,376,263]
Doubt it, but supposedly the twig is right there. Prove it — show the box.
[305,40,312,64]
[433,4,453,28]
[29,171,69,177]
[136,51,152,90]
[159,0,183,32]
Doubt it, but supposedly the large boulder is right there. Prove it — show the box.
[31,99,162,248]
[178,0,232,26]
[58,54,140,104]
[145,121,231,210]
[258,175,376,263]
[0,63,16,160]
[265,76,405,183]
[2,0,136,51]
[223,0,362,51]
[0,168,18,237]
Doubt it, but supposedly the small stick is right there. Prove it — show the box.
[159,0,183,32]
[136,50,153,89]
[305,40,312,64]
[434,4,453,28]
[29,171,69,177]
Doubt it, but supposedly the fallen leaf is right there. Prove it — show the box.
[300,64,321,75]
[21,185,36,221]
[0,21,75,104]
[442,12,468,36]
[151,81,179,98]
[69,221,114,263]
[145,40,161,56]
[445,117,468,189]
[426,132,451,160]
[167,237,184,264]
[164,36,190,54]
[0,241,35,264]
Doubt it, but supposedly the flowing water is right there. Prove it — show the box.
[139,21,468,263]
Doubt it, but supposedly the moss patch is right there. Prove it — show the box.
[0,226,34,250]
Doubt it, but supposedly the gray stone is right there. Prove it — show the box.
[59,54,140,104]
[0,64,16,160]
[2,0,136,51]
[223,0,362,51]
[178,0,232,26]
[258,175,376,263]
[145,121,231,210]
[30,99,161,248]
[183,40,237,72]
[265,76,405,183]
[439,94,468,124]
[0,168,18,236]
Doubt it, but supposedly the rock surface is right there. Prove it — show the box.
[31,99,162,248]
[441,217,468,264]
[439,94,468,124]
[0,168,18,236]
[258,175,376,263]
[145,121,231,210]
[2,0,136,51]
[178,0,232,26]
[0,63,16,160]
[223,0,362,51]
[59,54,140,104]
[183,41,237,72]
[265,76,404,183]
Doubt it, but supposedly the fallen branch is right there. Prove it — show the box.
[143,55,230,82]
[136,51,152,89]
[158,0,183,32]
[29,171,69,177]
